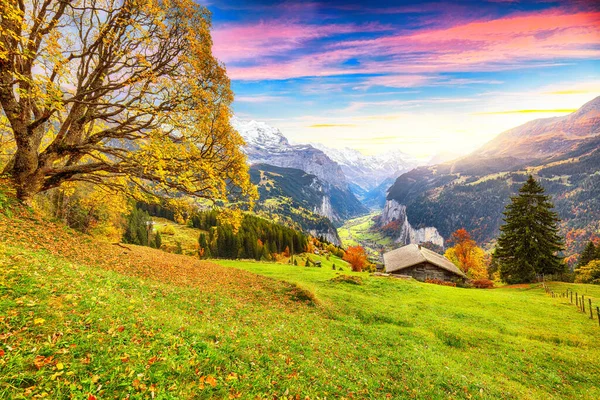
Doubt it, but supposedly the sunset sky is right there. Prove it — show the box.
[208,0,600,160]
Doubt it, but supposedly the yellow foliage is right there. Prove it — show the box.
[445,230,489,280]
[1,0,257,213]
[161,225,176,236]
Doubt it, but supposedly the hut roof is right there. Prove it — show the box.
[383,244,467,278]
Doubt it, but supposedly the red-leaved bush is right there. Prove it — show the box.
[471,279,494,289]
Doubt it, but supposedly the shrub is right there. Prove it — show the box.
[343,246,368,272]
[471,279,494,289]
[161,225,176,235]
[330,275,363,285]
[424,278,457,287]
[575,260,600,284]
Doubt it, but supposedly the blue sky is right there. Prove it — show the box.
[207,0,600,159]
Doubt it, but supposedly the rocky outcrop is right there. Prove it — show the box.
[316,194,335,222]
[379,199,444,247]
[308,228,342,247]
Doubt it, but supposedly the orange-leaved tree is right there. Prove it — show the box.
[444,229,488,279]
[343,246,368,272]
[0,0,255,210]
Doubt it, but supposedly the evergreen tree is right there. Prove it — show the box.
[123,208,151,246]
[154,231,162,249]
[578,241,597,268]
[494,176,565,283]
[198,233,211,259]
[175,241,183,255]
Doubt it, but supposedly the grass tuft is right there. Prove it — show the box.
[329,274,363,285]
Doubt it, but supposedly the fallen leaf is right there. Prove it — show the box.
[34,318,45,325]
[226,372,238,381]
[205,376,217,387]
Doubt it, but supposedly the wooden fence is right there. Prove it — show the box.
[542,283,600,327]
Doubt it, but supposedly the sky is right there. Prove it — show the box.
[207,0,600,160]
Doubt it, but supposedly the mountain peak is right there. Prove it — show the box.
[570,95,600,117]
[231,117,350,190]
[231,116,289,149]
[477,96,600,160]
[312,143,418,191]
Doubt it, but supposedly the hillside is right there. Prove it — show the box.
[479,96,600,160]
[234,119,368,226]
[250,164,366,239]
[382,98,600,257]
[2,200,600,398]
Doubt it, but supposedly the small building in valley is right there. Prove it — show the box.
[383,244,467,282]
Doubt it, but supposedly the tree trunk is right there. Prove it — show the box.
[11,136,44,205]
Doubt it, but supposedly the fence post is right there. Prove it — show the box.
[576,293,578,307]
[570,291,573,304]
[582,295,586,313]
[590,299,593,319]
[597,307,600,327]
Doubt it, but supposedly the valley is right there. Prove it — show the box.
[233,97,600,265]
[338,213,394,262]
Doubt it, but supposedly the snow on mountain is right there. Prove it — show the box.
[231,117,289,150]
[231,117,349,190]
[311,143,418,192]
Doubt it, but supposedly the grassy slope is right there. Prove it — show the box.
[217,260,600,400]
[1,204,600,398]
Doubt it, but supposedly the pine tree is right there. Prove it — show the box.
[154,231,162,249]
[198,233,210,259]
[175,241,183,255]
[123,208,151,246]
[578,241,597,268]
[494,176,565,283]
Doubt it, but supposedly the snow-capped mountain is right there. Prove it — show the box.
[231,117,368,225]
[231,117,349,190]
[231,117,289,151]
[311,144,418,192]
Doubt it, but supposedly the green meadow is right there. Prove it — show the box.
[2,214,599,399]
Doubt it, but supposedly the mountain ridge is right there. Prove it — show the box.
[312,143,417,193]
[380,96,600,259]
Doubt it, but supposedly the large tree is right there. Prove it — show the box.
[0,0,254,205]
[494,176,565,283]
[444,228,488,280]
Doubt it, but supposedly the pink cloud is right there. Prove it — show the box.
[217,10,600,81]
[212,21,389,63]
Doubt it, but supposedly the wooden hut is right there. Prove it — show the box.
[383,244,467,282]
